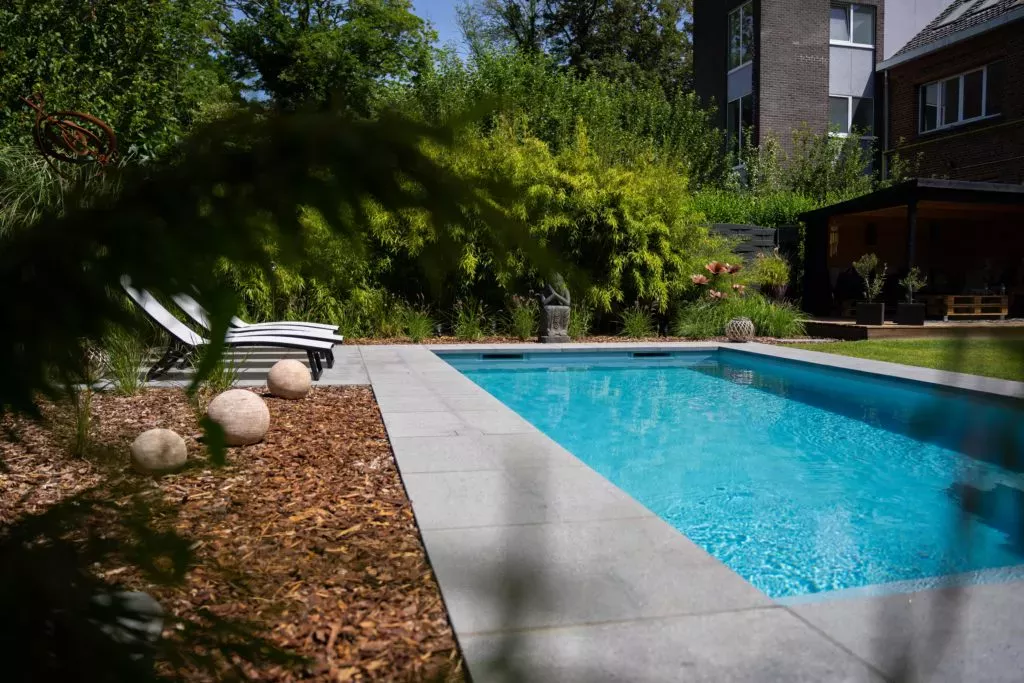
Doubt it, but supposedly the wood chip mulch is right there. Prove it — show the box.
[0,388,462,682]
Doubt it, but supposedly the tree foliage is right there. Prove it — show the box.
[460,0,694,92]
[0,0,238,152]
[226,0,436,114]
[388,50,724,186]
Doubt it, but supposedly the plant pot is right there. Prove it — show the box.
[896,302,926,325]
[761,283,789,301]
[855,302,885,326]
[725,317,756,342]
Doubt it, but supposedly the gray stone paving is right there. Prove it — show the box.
[366,343,1024,682]
[144,339,1024,681]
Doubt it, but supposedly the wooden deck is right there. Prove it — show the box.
[805,318,1024,340]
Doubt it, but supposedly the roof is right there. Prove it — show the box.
[798,178,1024,222]
[879,0,1024,70]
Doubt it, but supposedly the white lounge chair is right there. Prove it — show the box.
[122,280,335,381]
[172,293,338,334]
[171,293,344,345]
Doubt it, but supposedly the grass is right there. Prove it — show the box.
[674,294,805,339]
[619,305,657,338]
[785,339,1024,382]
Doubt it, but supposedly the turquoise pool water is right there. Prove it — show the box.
[441,349,1024,598]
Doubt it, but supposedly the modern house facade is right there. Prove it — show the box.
[878,0,1024,183]
[694,0,952,157]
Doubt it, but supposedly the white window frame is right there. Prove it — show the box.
[918,65,998,134]
[727,2,754,74]
[829,95,874,139]
[829,3,875,49]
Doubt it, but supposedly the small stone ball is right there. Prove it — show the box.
[267,359,312,399]
[130,428,187,472]
[206,389,270,446]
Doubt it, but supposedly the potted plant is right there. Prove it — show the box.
[897,266,927,325]
[852,253,887,325]
[752,250,791,301]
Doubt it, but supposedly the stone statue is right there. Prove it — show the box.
[536,275,571,343]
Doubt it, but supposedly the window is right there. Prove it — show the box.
[919,63,1001,133]
[938,0,1001,27]
[829,95,874,136]
[727,93,755,156]
[728,2,754,71]
[830,4,875,46]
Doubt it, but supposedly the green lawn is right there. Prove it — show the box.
[785,339,1024,382]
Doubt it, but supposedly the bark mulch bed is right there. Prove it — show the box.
[0,387,461,682]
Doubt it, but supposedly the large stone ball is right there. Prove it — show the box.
[206,389,270,446]
[267,359,311,399]
[130,428,187,473]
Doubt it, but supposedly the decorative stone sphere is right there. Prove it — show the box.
[267,359,311,399]
[725,316,756,342]
[206,389,270,446]
[130,428,187,472]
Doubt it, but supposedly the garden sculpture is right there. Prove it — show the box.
[537,275,571,343]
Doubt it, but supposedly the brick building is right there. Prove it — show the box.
[879,0,1024,183]
[693,0,949,158]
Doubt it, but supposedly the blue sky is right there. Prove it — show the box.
[413,0,464,49]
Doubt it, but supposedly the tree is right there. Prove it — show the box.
[225,0,436,114]
[458,0,693,92]
[458,0,547,56]
[0,0,238,153]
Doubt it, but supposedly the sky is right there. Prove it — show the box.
[413,0,465,50]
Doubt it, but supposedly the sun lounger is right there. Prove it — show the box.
[122,279,335,380]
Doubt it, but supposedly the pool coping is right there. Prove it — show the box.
[358,342,1024,682]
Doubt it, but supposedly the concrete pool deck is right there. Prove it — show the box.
[159,341,1024,680]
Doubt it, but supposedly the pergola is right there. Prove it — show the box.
[799,179,1024,317]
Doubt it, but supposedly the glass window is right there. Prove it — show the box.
[741,93,754,147]
[727,98,741,154]
[829,96,850,134]
[986,61,1004,115]
[921,83,939,131]
[962,69,984,120]
[851,5,875,45]
[728,8,742,70]
[941,76,960,126]
[852,97,873,133]
[830,5,850,41]
[728,2,753,70]
[740,6,754,66]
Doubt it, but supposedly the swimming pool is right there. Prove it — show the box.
[440,349,1024,599]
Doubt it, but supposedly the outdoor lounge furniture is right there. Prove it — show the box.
[122,279,335,381]
[172,293,338,334]
[171,293,344,344]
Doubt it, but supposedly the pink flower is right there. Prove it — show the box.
[705,261,729,275]
[691,274,709,285]
[732,283,746,293]
[727,263,743,274]
[708,289,724,300]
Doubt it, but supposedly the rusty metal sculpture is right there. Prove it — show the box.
[20,94,118,175]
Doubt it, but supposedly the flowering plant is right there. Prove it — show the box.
[691,261,745,301]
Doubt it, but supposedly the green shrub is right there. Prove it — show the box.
[505,296,538,341]
[746,251,791,287]
[693,189,819,229]
[452,299,487,341]
[404,306,435,343]
[568,304,593,339]
[853,253,887,302]
[620,305,657,338]
[674,294,805,339]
